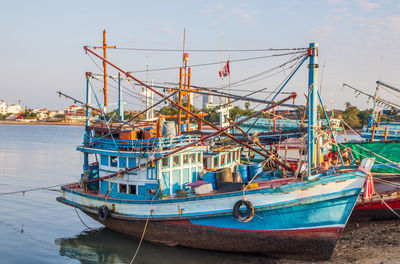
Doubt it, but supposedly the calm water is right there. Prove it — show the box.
[0,125,273,264]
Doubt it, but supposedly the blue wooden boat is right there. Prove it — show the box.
[57,42,371,260]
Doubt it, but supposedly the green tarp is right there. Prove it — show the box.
[333,140,400,173]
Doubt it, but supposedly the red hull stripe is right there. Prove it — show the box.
[355,199,400,210]
[165,220,342,239]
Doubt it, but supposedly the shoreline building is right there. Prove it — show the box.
[0,100,6,115]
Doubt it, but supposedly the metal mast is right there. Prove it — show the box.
[307,43,319,173]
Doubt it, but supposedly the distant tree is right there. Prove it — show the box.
[388,107,399,117]
[158,103,198,118]
[124,110,145,121]
[341,102,361,128]
[229,105,256,121]
[21,108,37,119]
[357,108,373,127]
[203,108,219,123]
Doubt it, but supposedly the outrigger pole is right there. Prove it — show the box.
[84,92,298,185]
[83,46,295,165]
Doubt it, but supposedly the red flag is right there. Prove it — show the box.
[219,60,230,78]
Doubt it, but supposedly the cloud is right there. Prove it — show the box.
[230,8,257,25]
[162,27,177,37]
[355,0,380,10]
[358,15,400,36]
[327,0,346,5]
[200,2,224,15]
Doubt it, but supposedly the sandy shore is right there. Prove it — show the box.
[0,120,84,126]
[280,219,400,264]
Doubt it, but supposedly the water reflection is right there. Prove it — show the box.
[56,227,276,264]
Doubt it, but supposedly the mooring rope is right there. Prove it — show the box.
[0,183,67,196]
[375,192,400,219]
[129,188,159,264]
[74,207,94,230]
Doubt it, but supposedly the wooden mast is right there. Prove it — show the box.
[94,30,116,108]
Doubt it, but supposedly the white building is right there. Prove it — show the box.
[48,110,64,118]
[0,100,6,115]
[7,104,22,114]
[65,105,79,114]
[34,108,49,119]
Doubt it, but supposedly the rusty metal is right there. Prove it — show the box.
[83,46,296,167]
[78,210,339,261]
[86,93,297,184]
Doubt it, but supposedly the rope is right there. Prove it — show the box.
[373,178,400,188]
[74,207,94,230]
[336,142,400,172]
[126,51,306,74]
[351,142,398,164]
[129,188,159,264]
[339,117,366,142]
[112,47,308,52]
[0,183,67,196]
[375,192,400,219]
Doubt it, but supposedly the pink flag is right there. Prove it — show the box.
[219,61,230,78]
[364,173,375,200]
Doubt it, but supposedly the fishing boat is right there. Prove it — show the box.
[57,38,371,260]
[343,81,400,141]
[332,140,400,220]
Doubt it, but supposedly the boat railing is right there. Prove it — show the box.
[83,134,203,152]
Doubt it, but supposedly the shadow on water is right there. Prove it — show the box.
[55,227,278,264]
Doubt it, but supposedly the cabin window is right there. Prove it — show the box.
[203,157,208,169]
[128,158,136,168]
[189,154,196,164]
[173,155,180,167]
[136,130,144,140]
[213,156,218,168]
[197,153,201,163]
[110,156,118,167]
[129,185,137,195]
[162,157,169,168]
[227,152,231,163]
[119,157,127,168]
[119,183,127,193]
[100,155,109,166]
[233,151,236,160]
[183,154,189,165]
[221,154,225,165]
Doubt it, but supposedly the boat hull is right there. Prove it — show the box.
[57,171,366,260]
[351,176,400,221]
[83,211,341,261]
[352,198,400,220]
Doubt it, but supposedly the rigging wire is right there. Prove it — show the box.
[87,46,308,52]
[199,53,306,90]
[127,51,306,73]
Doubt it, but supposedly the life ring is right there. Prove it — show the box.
[98,205,110,221]
[233,200,254,222]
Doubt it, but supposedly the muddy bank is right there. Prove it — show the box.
[281,219,400,264]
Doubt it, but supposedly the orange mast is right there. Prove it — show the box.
[94,30,116,107]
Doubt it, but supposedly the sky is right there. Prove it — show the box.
[1,0,399,112]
